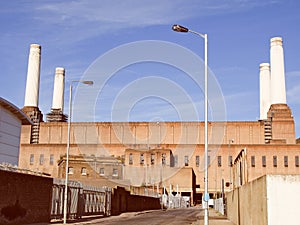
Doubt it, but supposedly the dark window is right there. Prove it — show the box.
[100,168,104,175]
[129,153,133,165]
[140,153,144,165]
[228,156,233,167]
[151,153,155,165]
[174,155,178,166]
[273,156,277,167]
[251,156,255,167]
[39,154,44,165]
[218,156,222,167]
[295,156,299,167]
[162,153,166,165]
[30,154,34,165]
[113,168,118,177]
[262,156,266,167]
[196,156,200,167]
[184,156,189,166]
[50,154,54,165]
[284,156,288,167]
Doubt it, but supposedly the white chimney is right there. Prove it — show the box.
[51,67,65,111]
[24,44,41,107]
[259,63,271,120]
[270,37,286,104]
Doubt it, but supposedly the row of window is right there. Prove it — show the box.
[30,154,54,165]
[129,153,167,165]
[68,167,119,176]
[251,155,299,167]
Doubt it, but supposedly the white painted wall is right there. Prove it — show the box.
[0,106,22,165]
[267,175,300,225]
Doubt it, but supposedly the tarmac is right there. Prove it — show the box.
[27,208,235,225]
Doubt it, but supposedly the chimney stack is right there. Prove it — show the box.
[24,44,41,107]
[22,44,43,144]
[270,37,286,104]
[259,63,271,120]
[46,67,67,122]
[52,67,65,111]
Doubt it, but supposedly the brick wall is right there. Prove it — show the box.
[0,170,53,225]
[111,186,161,215]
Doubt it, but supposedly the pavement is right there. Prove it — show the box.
[192,208,236,225]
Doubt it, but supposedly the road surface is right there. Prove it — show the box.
[76,207,201,225]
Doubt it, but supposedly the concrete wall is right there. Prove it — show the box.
[0,170,53,225]
[227,175,268,225]
[227,175,300,225]
[267,175,300,225]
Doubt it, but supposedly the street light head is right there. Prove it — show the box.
[172,24,189,33]
[82,81,93,85]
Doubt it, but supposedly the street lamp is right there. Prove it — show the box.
[228,139,234,190]
[63,80,93,224]
[172,24,209,225]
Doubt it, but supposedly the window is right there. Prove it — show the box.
[284,156,288,167]
[39,154,44,165]
[151,153,155,165]
[81,167,87,175]
[251,156,255,167]
[273,156,277,167]
[184,156,189,166]
[174,155,178,167]
[262,156,266,167]
[196,156,200,167]
[218,156,222,167]
[50,154,54,165]
[113,168,118,177]
[295,156,299,167]
[30,154,34,165]
[162,153,166,165]
[68,167,74,174]
[140,153,144,165]
[100,168,105,176]
[129,153,133,165]
[228,156,233,167]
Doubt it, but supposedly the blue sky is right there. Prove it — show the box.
[1,0,300,136]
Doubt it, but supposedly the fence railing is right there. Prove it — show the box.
[50,179,111,220]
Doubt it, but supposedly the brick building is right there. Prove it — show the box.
[18,37,300,204]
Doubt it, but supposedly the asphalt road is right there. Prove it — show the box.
[77,207,201,225]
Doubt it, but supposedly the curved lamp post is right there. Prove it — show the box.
[172,24,209,225]
[63,80,93,224]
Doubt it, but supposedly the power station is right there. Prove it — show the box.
[18,37,299,204]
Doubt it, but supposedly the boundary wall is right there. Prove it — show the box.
[227,174,300,225]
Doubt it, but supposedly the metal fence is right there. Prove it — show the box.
[161,194,190,209]
[50,179,111,220]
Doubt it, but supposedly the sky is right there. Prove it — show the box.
[1,0,300,137]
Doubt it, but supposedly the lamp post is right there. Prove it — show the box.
[63,80,93,224]
[172,24,209,225]
[228,139,234,190]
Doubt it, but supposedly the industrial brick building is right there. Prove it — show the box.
[18,37,300,204]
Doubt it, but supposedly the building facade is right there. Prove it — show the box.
[18,37,300,204]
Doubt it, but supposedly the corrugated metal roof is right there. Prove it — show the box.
[0,97,33,125]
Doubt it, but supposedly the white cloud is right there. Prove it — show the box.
[30,0,281,43]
